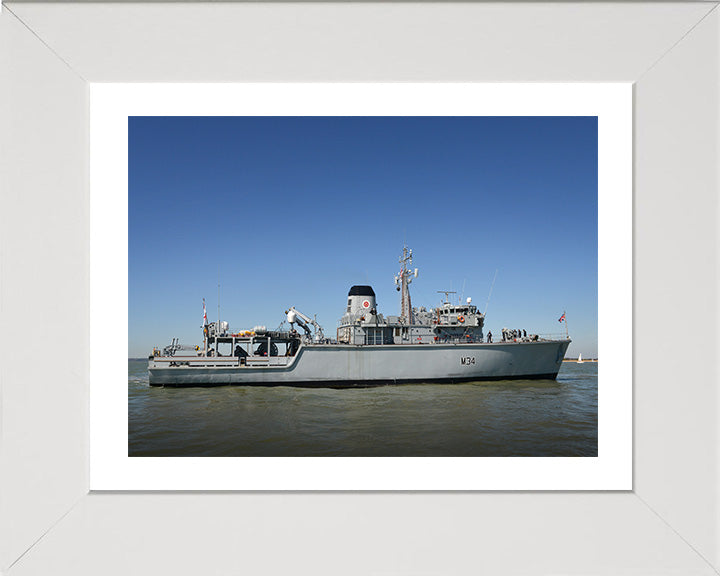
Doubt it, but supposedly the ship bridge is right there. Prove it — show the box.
[435,302,484,327]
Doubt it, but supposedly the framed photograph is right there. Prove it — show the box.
[90,83,630,490]
[2,2,718,574]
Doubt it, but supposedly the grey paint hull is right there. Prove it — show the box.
[148,340,570,387]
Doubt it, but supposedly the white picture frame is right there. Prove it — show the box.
[2,2,718,574]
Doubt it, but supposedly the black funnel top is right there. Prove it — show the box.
[348,285,375,297]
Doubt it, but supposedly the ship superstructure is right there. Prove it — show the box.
[336,247,486,347]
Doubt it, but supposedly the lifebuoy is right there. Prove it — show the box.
[458,315,465,323]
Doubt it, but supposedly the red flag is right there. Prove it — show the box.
[203,298,208,326]
[558,313,566,323]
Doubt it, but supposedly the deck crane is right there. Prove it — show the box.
[285,306,325,343]
[161,338,201,356]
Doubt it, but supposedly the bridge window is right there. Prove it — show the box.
[366,328,385,345]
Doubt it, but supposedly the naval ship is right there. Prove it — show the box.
[148,247,570,387]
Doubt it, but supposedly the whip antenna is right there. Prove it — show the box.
[484,269,498,317]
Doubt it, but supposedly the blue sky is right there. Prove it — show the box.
[129,116,597,358]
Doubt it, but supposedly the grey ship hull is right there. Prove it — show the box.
[148,340,570,387]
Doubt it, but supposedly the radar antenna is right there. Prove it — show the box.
[436,290,457,305]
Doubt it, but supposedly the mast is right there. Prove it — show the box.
[484,269,498,317]
[217,264,221,340]
[202,298,208,355]
[395,245,417,324]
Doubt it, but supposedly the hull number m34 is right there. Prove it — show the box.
[461,357,476,365]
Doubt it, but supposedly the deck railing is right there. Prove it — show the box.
[152,355,293,367]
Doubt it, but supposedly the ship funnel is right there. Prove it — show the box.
[347,285,376,316]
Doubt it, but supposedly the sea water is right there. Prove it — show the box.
[128,359,597,457]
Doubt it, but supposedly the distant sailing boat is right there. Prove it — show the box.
[577,353,583,364]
